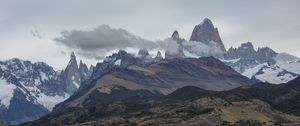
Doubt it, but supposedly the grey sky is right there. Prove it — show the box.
[1,0,300,69]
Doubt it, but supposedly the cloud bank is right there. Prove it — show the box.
[54,25,161,59]
[54,25,225,59]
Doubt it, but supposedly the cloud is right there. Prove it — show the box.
[54,25,163,59]
[54,24,227,59]
[182,41,225,58]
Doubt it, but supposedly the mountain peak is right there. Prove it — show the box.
[70,51,76,59]
[190,18,226,51]
[69,52,77,65]
[171,30,180,40]
[240,42,254,50]
[138,48,149,57]
[65,52,80,94]
[201,18,213,26]
[155,51,163,61]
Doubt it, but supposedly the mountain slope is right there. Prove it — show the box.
[217,77,300,116]
[52,54,253,114]
[21,77,300,126]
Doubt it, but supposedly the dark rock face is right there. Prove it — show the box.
[63,52,81,95]
[154,51,163,61]
[90,50,144,80]
[227,42,257,59]
[79,60,92,82]
[190,18,226,52]
[171,30,180,41]
[257,47,278,64]
[138,48,150,57]
[226,42,278,64]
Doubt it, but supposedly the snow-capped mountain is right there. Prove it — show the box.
[223,42,300,84]
[275,53,300,74]
[242,63,298,84]
[172,18,300,84]
[0,58,65,124]
[0,53,92,124]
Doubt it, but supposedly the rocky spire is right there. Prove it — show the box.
[64,52,81,95]
[68,52,77,66]
[165,30,185,59]
[190,18,226,52]
[226,42,256,60]
[79,60,91,81]
[172,30,180,41]
[138,48,150,57]
[155,51,163,61]
[257,47,277,64]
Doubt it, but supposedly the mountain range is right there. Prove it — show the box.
[0,18,300,125]
[169,18,300,84]
[0,53,92,124]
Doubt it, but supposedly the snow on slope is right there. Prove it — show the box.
[114,59,122,66]
[221,52,300,84]
[36,93,69,111]
[0,78,16,108]
[242,63,267,78]
[242,63,298,84]
[275,53,300,74]
[254,66,298,84]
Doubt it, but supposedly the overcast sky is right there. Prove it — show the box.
[1,0,300,69]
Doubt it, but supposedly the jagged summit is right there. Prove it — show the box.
[79,60,91,81]
[190,18,226,52]
[201,18,214,26]
[64,52,81,94]
[165,30,185,59]
[138,48,149,57]
[171,30,180,40]
[226,42,277,64]
[240,42,255,49]
[68,52,77,66]
[155,51,163,61]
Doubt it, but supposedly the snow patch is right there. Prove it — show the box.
[242,63,298,84]
[40,72,48,82]
[72,76,80,88]
[275,53,300,74]
[0,64,7,70]
[242,63,268,78]
[276,61,300,74]
[114,59,122,66]
[255,67,297,84]
[220,58,241,63]
[0,78,16,108]
[36,93,69,111]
